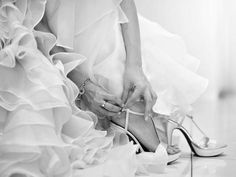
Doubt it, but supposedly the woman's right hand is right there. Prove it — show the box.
[81,81,123,118]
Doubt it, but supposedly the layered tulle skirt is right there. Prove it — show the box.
[0,0,169,176]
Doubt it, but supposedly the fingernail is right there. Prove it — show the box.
[118,111,121,115]
[145,116,149,121]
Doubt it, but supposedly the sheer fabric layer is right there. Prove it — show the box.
[0,0,168,177]
[48,0,207,115]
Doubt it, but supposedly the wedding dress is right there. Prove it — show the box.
[0,0,207,176]
[46,0,208,115]
[0,0,167,177]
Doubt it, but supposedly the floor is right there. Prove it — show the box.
[149,94,236,177]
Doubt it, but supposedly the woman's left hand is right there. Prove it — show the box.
[122,65,157,120]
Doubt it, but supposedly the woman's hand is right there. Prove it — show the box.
[122,66,157,120]
[82,81,123,118]
[119,0,157,119]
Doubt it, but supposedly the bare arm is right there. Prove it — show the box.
[36,12,122,116]
[120,0,142,68]
[120,0,157,119]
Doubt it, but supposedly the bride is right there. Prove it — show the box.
[0,0,226,176]
[43,0,226,158]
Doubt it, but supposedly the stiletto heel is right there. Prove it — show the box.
[165,114,227,157]
[152,113,179,149]
[110,109,181,164]
[166,119,178,148]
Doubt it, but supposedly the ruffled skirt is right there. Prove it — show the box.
[0,0,168,177]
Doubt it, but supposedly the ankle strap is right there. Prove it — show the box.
[186,115,208,137]
[122,109,144,131]
[173,113,208,138]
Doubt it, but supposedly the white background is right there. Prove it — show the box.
[135,0,236,100]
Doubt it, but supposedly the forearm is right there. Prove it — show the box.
[120,0,142,68]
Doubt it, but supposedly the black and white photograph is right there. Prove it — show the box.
[0,0,235,176]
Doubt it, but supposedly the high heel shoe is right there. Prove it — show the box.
[166,114,227,157]
[152,113,172,145]
[110,109,181,164]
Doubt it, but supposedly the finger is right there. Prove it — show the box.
[102,101,122,113]
[125,88,142,108]
[147,89,157,113]
[167,146,175,155]
[121,83,130,103]
[170,144,180,151]
[144,91,153,121]
[172,147,181,153]
[150,88,158,104]
[104,94,123,107]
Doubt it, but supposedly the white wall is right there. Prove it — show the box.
[135,0,236,99]
[223,0,236,93]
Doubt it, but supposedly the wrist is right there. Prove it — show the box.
[125,54,142,69]
[76,78,92,101]
[125,62,143,72]
[68,68,90,87]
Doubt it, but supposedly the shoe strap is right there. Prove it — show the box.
[122,109,171,154]
[122,109,144,131]
[172,112,209,140]
[122,108,162,138]
[186,115,208,138]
